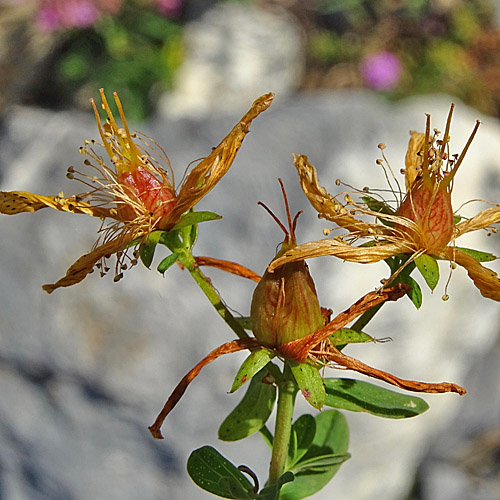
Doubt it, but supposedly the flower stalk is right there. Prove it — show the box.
[268,365,297,486]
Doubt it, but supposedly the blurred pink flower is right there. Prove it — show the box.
[156,0,182,17]
[360,51,402,91]
[35,0,122,31]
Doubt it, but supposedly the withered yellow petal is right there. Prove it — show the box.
[404,131,425,190]
[293,154,390,235]
[0,191,112,218]
[455,206,500,238]
[42,236,133,294]
[447,247,500,301]
[168,93,274,225]
[268,238,412,272]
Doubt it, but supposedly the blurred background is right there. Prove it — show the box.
[1,1,500,499]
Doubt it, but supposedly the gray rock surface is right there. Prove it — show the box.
[1,89,500,500]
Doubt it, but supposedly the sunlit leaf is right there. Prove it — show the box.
[288,361,325,410]
[230,349,275,393]
[415,254,440,290]
[324,378,429,418]
[171,210,222,230]
[280,410,349,500]
[219,369,276,441]
[455,247,497,262]
[328,328,375,346]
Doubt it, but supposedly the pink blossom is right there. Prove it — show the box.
[360,51,402,91]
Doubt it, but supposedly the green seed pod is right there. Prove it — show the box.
[251,259,324,348]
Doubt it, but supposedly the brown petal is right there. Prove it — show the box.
[42,235,134,293]
[455,206,500,238]
[166,93,274,226]
[322,345,466,395]
[194,256,261,282]
[279,284,410,363]
[148,338,260,439]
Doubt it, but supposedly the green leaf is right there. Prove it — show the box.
[288,361,326,410]
[281,410,349,500]
[157,252,179,275]
[257,472,294,500]
[219,369,276,442]
[230,350,275,393]
[328,328,375,346]
[290,453,350,475]
[400,275,422,309]
[324,378,429,418]
[288,415,316,468]
[361,196,394,215]
[171,210,222,230]
[415,254,440,290]
[139,231,163,268]
[187,446,255,499]
[455,247,497,262]
[453,215,462,224]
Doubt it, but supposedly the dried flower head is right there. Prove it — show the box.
[0,90,274,292]
[270,105,500,301]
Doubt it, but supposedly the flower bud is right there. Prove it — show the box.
[396,177,454,254]
[250,258,324,348]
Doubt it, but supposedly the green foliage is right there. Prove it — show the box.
[455,247,497,262]
[54,3,184,120]
[281,411,350,500]
[187,446,256,499]
[415,254,440,291]
[288,361,326,410]
[324,378,429,418]
[230,350,275,393]
[219,369,277,442]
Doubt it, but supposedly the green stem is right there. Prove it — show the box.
[268,365,297,486]
[178,252,250,340]
[351,301,384,332]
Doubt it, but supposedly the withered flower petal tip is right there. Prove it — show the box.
[274,106,500,301]
[0,91,274,292]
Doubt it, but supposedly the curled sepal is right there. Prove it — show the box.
[324,378,429,418]
[149,338,260,439]
[187,446,256,499]
[230,349,275,393]
[219,368,277,442]
[170,210,222,230]
[415,254,440,291]
[288,360,326,410]
[280,410,349,500]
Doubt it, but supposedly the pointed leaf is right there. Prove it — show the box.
[290,453,350,474]
[455,247,497,263]
[257,472,294,500]
[400,275,422,309]
[230,349,275,393]
[328,328,375,346]
[288,361,325,410]
[324,378,429,418]
[139,231,163,268]
[187,446,255,499]
[171,210,222,230]
[288,415,316,468]
[415,254,440,290]
[281,410,349,500]
[219,369,276,442]
[157,252,179,275]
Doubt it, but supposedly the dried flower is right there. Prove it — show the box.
[0,90,274,292]
[270,105,500,301]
